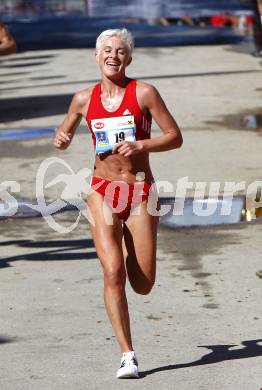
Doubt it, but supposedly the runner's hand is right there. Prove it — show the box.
[112,141,143,157]
[54,131,72,150]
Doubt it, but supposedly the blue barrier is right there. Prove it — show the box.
[0,128,55,141]
[4,17,249,50]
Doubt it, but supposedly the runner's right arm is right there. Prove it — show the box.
[54,89,90,150]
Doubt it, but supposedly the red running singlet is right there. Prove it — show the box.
[86,79,151,147]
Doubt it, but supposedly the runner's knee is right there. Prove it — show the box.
[133,279,155,295]
[103,264,126,289]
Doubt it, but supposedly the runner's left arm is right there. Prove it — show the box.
[138,83,183,152]
[113,83,183,157]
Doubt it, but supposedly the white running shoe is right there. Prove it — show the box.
[116,351,139,379]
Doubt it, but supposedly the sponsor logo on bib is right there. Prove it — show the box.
[94,122,105,129]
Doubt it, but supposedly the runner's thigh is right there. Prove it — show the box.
[87,192,124,272]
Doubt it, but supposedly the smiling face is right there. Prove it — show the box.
[96,36,132,80]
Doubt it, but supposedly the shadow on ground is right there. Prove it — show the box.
[0,335,18,345]
[0,238,97,269]
[0,94,73,122]
[1,69,261,122]
[140,339,262,377]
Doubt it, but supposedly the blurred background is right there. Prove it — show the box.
[0,0,258,50]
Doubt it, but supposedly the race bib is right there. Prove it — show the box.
[91,115,136,155]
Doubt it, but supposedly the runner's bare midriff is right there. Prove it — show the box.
[93,151,154,183]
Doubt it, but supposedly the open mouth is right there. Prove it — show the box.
[106,62,119,70]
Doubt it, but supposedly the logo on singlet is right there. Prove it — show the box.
[123,109,131,115]
[94,122,105,129]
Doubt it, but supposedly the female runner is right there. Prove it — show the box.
[54,28,183,379]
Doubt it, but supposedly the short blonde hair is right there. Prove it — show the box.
[96,28,134,54]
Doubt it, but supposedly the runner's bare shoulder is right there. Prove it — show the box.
[136,80,159,111]
[72,85,96,116]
